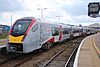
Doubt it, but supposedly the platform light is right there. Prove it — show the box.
[37,8,47,21]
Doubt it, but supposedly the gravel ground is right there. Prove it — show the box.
[0,36,85,67]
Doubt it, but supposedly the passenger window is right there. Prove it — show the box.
[63,28,69,34]
[52,27,59,36]
[80,29,83,32]
[73,29,79,33]
[31,24,38,32]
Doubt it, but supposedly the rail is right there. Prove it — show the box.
[41,42,79,67]
[65,45,79,67]
[42,44,71,67]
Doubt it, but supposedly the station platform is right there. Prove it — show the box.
[0,39,7,49]
[73,33,100,67]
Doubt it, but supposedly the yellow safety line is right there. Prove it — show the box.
[93,36,100,55]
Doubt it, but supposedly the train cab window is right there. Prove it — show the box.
[31,24,38,32]
[52,27,59,36]
[11,20,31,36]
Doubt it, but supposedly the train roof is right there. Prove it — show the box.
[16,17,92,29]
[17,17,41,21]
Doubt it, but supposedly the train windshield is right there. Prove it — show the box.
[11,20,31,36]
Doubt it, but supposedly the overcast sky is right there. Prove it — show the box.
[0,0,100,26]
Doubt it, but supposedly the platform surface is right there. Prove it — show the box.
[94,34,100,55]
[74,34,100,67]
[0,39,7,49]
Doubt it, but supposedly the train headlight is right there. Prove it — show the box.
[10,46,16,51]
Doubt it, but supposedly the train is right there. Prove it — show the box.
[6,17,96,53]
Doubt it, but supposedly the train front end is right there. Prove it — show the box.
[7,18,34,53]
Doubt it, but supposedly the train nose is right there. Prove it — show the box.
[8,35,24,43]
[8,43,23,52]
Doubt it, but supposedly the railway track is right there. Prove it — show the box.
[40,38,79,67]
[0,49,25,65]
[0,36,85,67]
[65,45,78,67]
[0,48,43,67]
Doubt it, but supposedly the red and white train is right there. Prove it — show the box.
[6,17,95,53]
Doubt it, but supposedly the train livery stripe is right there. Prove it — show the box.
[25,19,35,34]
[47,37,54,43]
[59,32,62,40]
[8,22,16,35]
[59,25,62,40]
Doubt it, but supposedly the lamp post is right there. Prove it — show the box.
[37,8,47,21]
[11,15,13,26]
[56,16,62,24]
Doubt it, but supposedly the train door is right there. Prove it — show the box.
[66,28,71,39]
[31,24,39,48]
[39,24,44,44]
[52,27,59,42]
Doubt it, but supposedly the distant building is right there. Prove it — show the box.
[0,25,10,33]
[88,23,100,32]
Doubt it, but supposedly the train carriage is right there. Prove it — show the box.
[7,17,72,53]
[60,24,72,41]
[71,26,82,37]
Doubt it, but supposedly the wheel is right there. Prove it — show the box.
[70,35,73,40]
[42,42,52,50]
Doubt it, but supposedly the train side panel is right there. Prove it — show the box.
[22,22,40,53]
[61,27,72,41]
[22,22,61,53]
[72,27,81,37]
[40,23,61,43]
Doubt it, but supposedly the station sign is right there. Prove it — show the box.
[88,2,100,18]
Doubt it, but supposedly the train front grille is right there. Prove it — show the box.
[8,43,23,52]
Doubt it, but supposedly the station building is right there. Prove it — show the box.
[88,23,100,32]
